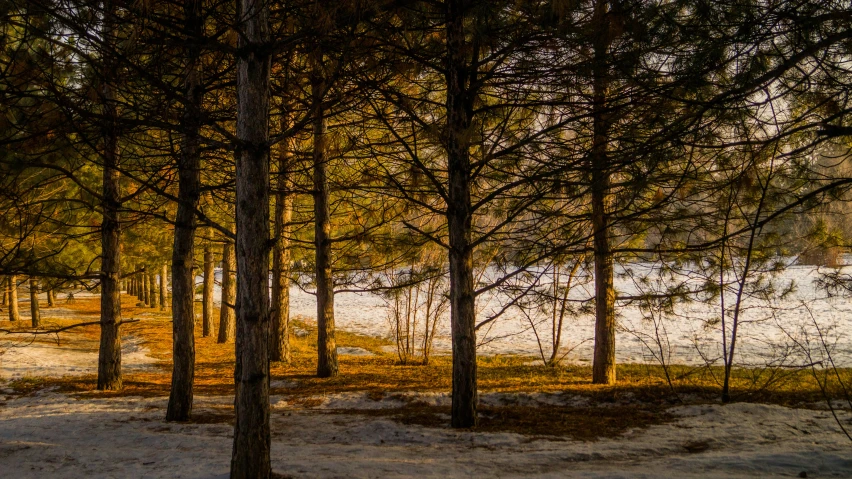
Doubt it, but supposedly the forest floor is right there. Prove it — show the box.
[0,295,851,478]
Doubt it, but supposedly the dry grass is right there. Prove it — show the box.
[3,292,851,438]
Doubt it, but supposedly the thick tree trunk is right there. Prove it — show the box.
[231,0,272,476]
[29,278,40,328]
[97,0,122,391]
[590,0,616,385]
[160,264,167,311]
[202,239,214,337]
[166,0,203,422]
[445,0,478,429]
[270,115,293,363]
[311,53,338,378]
[218,238,236,343]
[47,288,55,307]
[8,275,19,322]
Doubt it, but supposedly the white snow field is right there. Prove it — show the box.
[282,263,852,367]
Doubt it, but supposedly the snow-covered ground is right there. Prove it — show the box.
[0,334,156,379]
[278,263,852,367]
[0,389,849,478]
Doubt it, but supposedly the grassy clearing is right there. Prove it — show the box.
[2,292,851,438]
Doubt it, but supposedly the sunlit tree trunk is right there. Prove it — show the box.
[47,288,55,307]
[148,270,157,308]
[311,50,337,378]
[231,0,272,475]
[8,275,19,322]
[29,278,40,328]
[218,237,236,343]
[202,237,215,337]
[271,111,293,363]
[159,264,167,311]
[590,0,616,385]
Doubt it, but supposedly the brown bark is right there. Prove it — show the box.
[142,270,150,306]
[590,0,616,385]
[47,288,55,307]
[29,278,40,328]
[166,0,203,422]
[202,240,215,337]
[97,0,122,391]
[149,270,157,308]
[8,275,19,322]
[311,52,338,378]
[270,112,293,363]
[218,237,236,343]
[445,0,477,428]
[160,264,167,311]
[2,277,7,306]
[231,0,272,476]
[137,266,145,302]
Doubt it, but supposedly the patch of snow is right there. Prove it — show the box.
[0,334,157,379]
[337,347,374,356]
[0,391,849,478]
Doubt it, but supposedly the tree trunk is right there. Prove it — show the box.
[29,278,40,328]
[97,0,122,391]
[8,275,19,322]
[149,270,157,308]
[142,270,150,306]
[137,266,145,302]
[271,112,294,363]
[47,288,55,307]
[160,264,167,311]
[311,52,338,378]
[202,239,215,337]
[2,277,8,306]
[445,0,478,429]
[166,0,203,422]
[590,0,616,385]
[218,237,236,343]
[231,0,272,476]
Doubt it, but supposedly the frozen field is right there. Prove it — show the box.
[279,263,852,367]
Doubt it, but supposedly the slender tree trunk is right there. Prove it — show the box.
[142,270,150,306]
[166,0,203,422]
[271,113,293,363]
[231,0,272,476]
[149,271,157,308]
[128,274,135,296]
[2,277,8,306]
[311,53,338,378]
[218,237,236,343]
[47,288,55,307]
[8,275,19,322]
[160,264,167,311]
[29,278,40,328]
[590,0,616,385]
[202,238,214,337]
[97,0,122,391]
[446,0,477,428]
[137,266,145,302]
